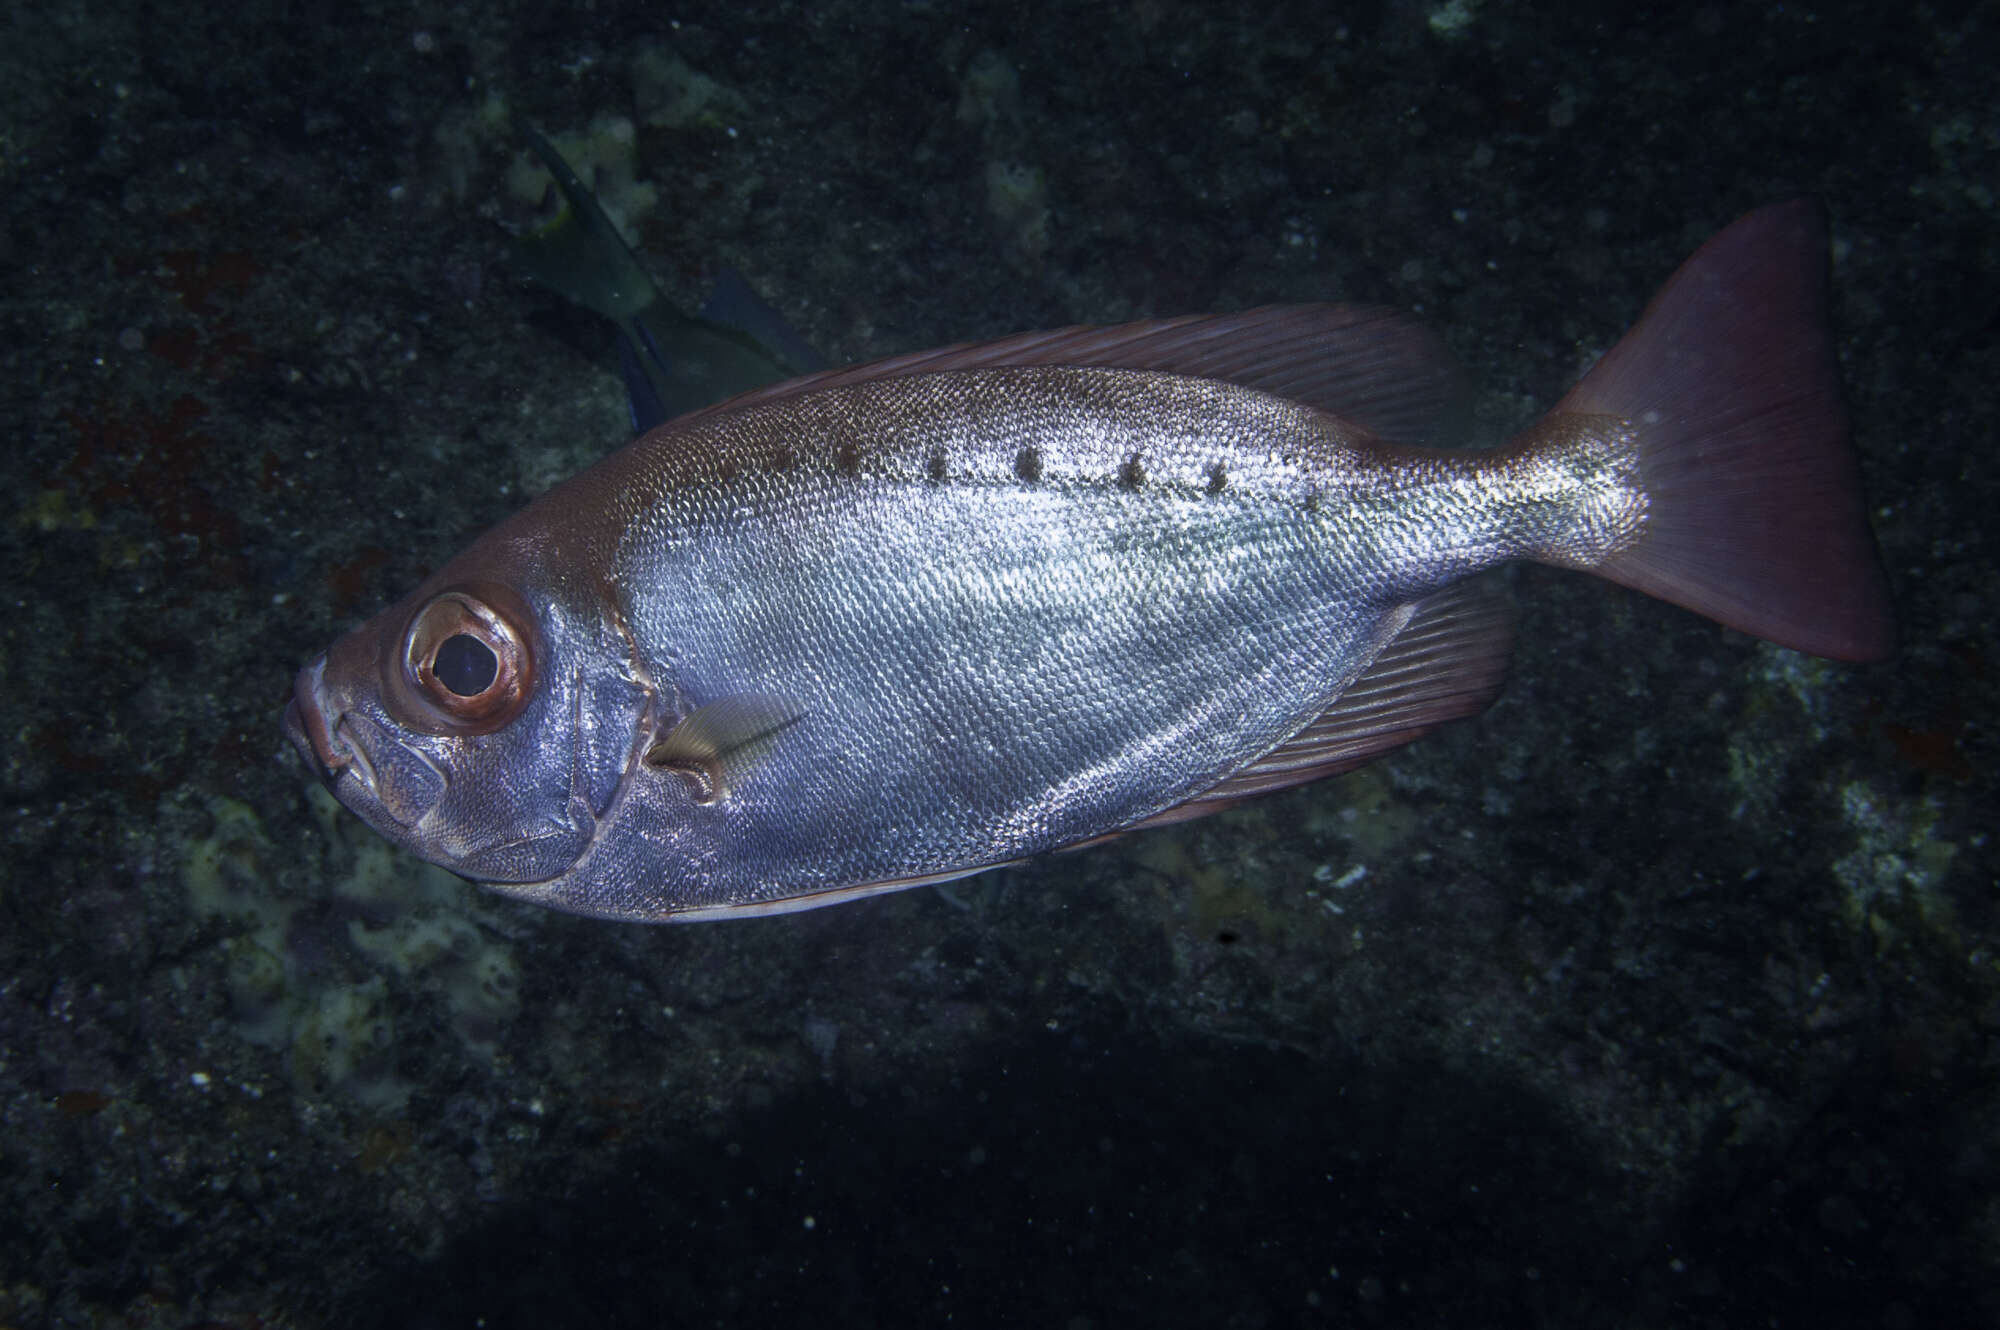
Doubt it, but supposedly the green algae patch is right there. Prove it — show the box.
[182,792,523,1110]
[1833,780,1963,958]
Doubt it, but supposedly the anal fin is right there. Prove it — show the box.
[1122,578,1515,833]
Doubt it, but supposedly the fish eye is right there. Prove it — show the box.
[434,633,499,697]
[387,584,538,734]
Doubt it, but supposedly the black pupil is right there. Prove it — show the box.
[434,633,499,697]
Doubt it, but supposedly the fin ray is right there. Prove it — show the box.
[645,693,802,802]
[1552,200,1894,661]
[1119,578,1514,834]
[676,305,1469,447]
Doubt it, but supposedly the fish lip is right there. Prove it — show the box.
[285,656,353,778]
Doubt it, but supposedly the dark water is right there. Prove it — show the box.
[2,2,1993,1326]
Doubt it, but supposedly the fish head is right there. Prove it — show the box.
[283,533,653,889]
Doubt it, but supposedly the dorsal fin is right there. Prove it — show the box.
[1117,577,1514,833]
[670,305,1469,447]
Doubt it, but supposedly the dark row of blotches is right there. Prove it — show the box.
[740,440,1239,497]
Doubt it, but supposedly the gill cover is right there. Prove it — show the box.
[288,546,654,890]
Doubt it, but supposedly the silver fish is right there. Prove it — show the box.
[284,201,1893,922]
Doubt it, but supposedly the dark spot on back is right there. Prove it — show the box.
[1117,453,1145,490]
[1302,491,1321,515]
[1014,446,1042,483]
[926,449,948,483]
[718,459,741,485]
[772,446,795,472]
[1206,461,1228,495]
[835,441,862,476]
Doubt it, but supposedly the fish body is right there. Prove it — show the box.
[286,202,1893,921]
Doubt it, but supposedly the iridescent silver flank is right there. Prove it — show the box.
[484,365,1641,918]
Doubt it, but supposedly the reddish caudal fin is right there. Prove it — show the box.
[1552,200,1895,661]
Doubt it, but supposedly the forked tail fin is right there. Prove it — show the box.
[1548,200,1895,661]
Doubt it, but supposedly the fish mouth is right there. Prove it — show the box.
[284,656,359,782]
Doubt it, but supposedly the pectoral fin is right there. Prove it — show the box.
[644,693,802,803]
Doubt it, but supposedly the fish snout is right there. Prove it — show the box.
[284,656,350,778]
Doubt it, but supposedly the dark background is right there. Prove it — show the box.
[1,2,1993,1326]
